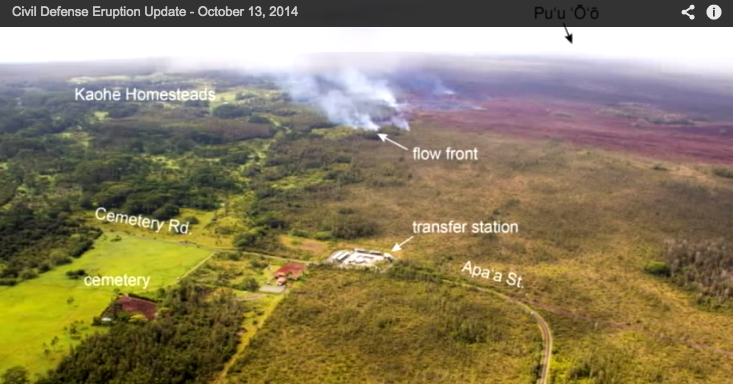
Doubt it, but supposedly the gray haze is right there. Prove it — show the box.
[2,27,731,130]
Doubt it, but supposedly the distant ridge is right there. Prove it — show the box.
[0,57,171,80]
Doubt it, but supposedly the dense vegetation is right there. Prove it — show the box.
[35,283,246,384]
[660,238,733,309]
[0,74,281,279]
[0,202,101,285]
[244,128,406,245]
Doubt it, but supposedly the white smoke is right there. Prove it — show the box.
[433,78,455,95]
[321,90,379,130]
[278,68,409,130]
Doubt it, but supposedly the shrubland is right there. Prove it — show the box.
[239,116,733,383]
[226,267,541,384]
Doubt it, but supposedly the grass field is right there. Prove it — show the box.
[0,233,212,378]
[80,207,237,249]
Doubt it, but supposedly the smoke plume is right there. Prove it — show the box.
[278,68,409,130]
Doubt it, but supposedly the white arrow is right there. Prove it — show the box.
[378,134,408,151]
[392,236,414,252]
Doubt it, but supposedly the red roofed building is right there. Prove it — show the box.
[274,262,306,280]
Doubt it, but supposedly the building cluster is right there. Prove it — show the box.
[330,248,393,267]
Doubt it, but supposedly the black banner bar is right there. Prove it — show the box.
[2,1,730,27]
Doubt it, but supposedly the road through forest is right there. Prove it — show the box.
[454,282,553,384]
[127,233,555,384]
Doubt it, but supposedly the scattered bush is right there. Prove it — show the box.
[329,216,379,239]
[643,261,671,277]
[235,92,256,100]
[20,269,38,280]
[213,104,252,119]
[53,257,72,266]
[129,314,149,325]
[249,259,269,270]
[152,204,180,221]
[712,167,733,179]
[65,269,87,279]
[313,231,333,241]
[69,239,93,258]
[248,115,270,124]
[289,229,309,238]
[337,207,356,215]
[238,278,260,292]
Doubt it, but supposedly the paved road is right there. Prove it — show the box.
[531,308,553,384]
[453,281,552,384]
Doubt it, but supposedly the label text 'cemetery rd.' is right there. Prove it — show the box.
[95,207,190,234]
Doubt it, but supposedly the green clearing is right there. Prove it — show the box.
[0,233,211,377]
[188,252,286,289]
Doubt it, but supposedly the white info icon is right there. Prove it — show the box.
[707,5,721,20]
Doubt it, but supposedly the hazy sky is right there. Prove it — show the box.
[1,27,731,73]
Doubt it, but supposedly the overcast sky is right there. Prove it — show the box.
[1,27,730,74]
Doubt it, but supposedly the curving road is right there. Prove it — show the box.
[530,307,553,384]
[454,282,552,384]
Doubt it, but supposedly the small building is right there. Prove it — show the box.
[335,251,352,262]
[277,277,287,286]
[274,262,306,279]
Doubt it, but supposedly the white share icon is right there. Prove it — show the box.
[682,4,695,19]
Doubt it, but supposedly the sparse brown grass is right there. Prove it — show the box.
[280,235,328,256]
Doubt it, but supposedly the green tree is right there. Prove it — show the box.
[129,314,148,324]
[241,278,260,292]
[2,366,29,384]
[213,104,252,119]
[644,261,671,277]
[152,203,180,221]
